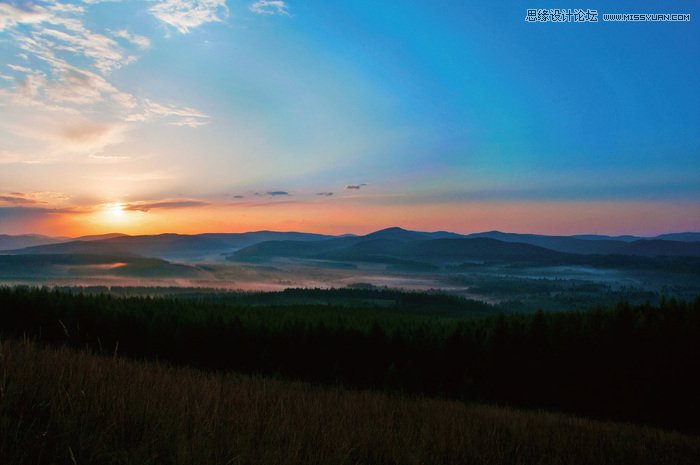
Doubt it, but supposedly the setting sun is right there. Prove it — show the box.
[96,203,132,227]
[106,203,125,219]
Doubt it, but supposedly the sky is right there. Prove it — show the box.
[0,0,698,237]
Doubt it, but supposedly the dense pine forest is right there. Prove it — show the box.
[1,286,699,432]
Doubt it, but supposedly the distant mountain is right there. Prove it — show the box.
[74,233,129,241]
[230,229,700,265]
[232,235,572,265]
[463,231,629,254]
[399,238,571,262]
[655,232,700,242]
[231,228,465,261]
[3,231,335,261]
[231,237,355,260]
[0,233,130,252]
[462,231,700,256]
[4,228,700,264]
[571,234,640,242]
[198,231,332,249]
[317,237,572,265]
[0,234,68,251]
[364,227,464,241]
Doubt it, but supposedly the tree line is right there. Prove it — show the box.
[1,287,699,431]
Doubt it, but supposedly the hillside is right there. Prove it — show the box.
[3,231,334,261]
[0,234,67,251]
[2,339,698,465]
[4,228,700,265]
[0,254,205,279]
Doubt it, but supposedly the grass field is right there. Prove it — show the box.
[2,287,700,430]
[1,339,698,465]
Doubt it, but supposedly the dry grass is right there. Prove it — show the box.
[0,339,698,465]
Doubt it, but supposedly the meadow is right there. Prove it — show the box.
[1,339,699,465]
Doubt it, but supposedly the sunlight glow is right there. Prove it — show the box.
[106,203,126,220]
[94,202,135,228]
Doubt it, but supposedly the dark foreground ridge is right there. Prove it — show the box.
[2,339,699,465]
[1,287,699,432]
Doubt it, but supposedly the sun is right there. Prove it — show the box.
[99,203,129,225]
[85,202,139,232]
[106,203,125,219]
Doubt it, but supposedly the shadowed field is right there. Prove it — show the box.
[1,340,699,465]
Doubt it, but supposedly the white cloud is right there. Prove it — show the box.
[43,65,121,105]
[0,0,210,159]
[36,22,132,75]
[125,99,209,127]
[150,0,229,34]
[7,64,33,73]
[112,29,151,50]
[47,2,86,15]
[0,3,50,31]
[249,1,289,16]
[169,117,209,128]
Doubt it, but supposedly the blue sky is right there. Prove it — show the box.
[0,0,698,235]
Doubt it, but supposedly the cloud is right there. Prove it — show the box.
[316,192,334,196]
[58,121,123,148]
[125,99,209,127]
[0,194,39,205]
[168,117,209,128]
[35,22,131,75]
[16,72,46,99]
[7,64,32,73]
[1,2,136,75]
[0,0,210,160]
[0,206,75,221]
[0,3,50,31]
[0,191,69,206]
[232,195,245,199]
[150,0,229,33]
[253,191,290,197]
[123,199,209,212]
[44,67,121,105]
[112,29,151,50]
[249,1,289,16]
[8,115,127,155]
[345,183,367,190]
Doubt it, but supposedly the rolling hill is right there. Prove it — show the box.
[0,234,68,251]
[231,236,574,265]
[3,228,699,267]
[2,231,334,261]
[0,253,205,278]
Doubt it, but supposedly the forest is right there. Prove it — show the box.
[1,286,699,432]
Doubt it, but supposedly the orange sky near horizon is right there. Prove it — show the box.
[15,199,699,238]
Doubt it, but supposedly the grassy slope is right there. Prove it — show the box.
[1,340,698,465]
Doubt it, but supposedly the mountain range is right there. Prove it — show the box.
[2,228,699,268]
